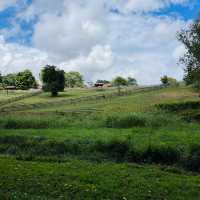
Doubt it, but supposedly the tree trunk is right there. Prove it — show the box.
[51,91,58,97]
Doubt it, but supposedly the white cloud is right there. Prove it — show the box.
[60,45,114,80]
[0,35,48,78]
[0,0,17,11]
[111,0,189,13]
[0,0,191,84]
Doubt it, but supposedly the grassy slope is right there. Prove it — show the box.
[1,157,200,200]
[0,86,200,199]
[0,90,28,102]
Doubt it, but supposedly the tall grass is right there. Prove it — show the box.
[105,113,175,128]
[0,135,199,172]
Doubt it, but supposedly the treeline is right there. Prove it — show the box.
[0,70,37,90]
[41,65,138,96]
[0,68,85,91]
[0,65,138,97]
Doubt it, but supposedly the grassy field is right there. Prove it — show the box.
[0,86,200,199]
[0,89,28,102]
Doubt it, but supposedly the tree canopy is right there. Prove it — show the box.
[127,77,138,86]
[113,76,128,87]
[15,70,37,90]
[2,70,36,90]
[65,71,84,88]
[41,65,65,97]
[178,16,200,88]
[161,75,179,86]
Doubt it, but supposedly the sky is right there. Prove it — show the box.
[0,0,199,85]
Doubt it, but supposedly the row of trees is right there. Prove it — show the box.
[0,70,37,90]
[0,65,138,97]
[96,76,138,87]
[0,68,84,92]
[41,66,138,96]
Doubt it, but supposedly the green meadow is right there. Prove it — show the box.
[1,86,200,199]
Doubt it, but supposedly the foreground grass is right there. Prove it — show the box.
[1,86,200,199]
[0,156,200,200]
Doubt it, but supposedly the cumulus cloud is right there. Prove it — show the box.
[111,0,189,13]
[0,0,17,11]
[0,35,48,77]
[0,0,192,84]
[60,45,114,80]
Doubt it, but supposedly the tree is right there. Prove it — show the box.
[161,75,169,86]
[15,70,37,90]
[65,71,84,88]
[178,16,200,89]
[0,72,2,84]
[96,80,110,84]
[161,75,179,87]
[113,76,128,87]
[127,77,137,86]
[2,73,16,87]
[113,76,128,94]
[2,70,37,90]
[41,65,65,97]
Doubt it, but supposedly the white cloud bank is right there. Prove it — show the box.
[0,0,17,11]
[0,0,191,84]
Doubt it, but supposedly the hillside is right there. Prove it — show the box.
[0,86,200,200]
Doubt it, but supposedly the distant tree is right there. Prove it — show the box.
[113,76,128,87]
[96,80,110,84]
[65,71,84,88]
[178,15,200,90]
[161,76,179,87]
[2,73,16,87]
[0,72,2,83]
[167,77,179,86]
[41,65,65,97]
[127,77,137,86]
[113,76,128,94]
[15,70,37,90]
[161,75,169,86]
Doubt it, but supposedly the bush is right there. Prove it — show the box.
[105,113,172,128]
[105,113,147,128]
[156,101,200,112]
[94,140,130,162]
[184,144,200,172]
[141,145,181,165]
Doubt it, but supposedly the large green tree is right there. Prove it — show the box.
[15,70,37,90]
[41,65,65,97]
[113,76,128,94]
[127,77,137,86]
[113,76,128,87]
[2,70,36,90]
[2,73,17,87]
[178,16,200,89]
[65,71,84,88]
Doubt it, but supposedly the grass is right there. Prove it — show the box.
[0,85,200,199]
[0,89,28,102]
[0,157,200,200]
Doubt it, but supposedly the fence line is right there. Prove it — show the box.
[0,90,42,107]
[0,85,164,113]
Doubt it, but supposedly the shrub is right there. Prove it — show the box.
[184,144,200,172]
[105,113,147,128]
[94,140,130,162]
[141,145,181,165]
[156,101,200,112]
[105,113,172,128]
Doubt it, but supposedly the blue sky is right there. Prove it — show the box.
[0,0,199,84]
